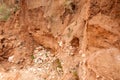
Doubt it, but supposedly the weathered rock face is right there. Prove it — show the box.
[0,0,120,80]
[87,48,120,80]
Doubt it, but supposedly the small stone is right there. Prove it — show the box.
[58,41,63,47]
[81,54,86,58]
[8,55,14,62]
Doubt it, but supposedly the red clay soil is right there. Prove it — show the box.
[0,0,120,80]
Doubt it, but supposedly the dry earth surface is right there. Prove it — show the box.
[0,0,120,80]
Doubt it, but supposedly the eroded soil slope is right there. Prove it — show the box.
[0,0,120,80]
